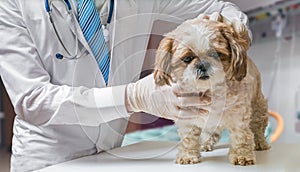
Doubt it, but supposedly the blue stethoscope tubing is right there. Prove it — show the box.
[44,0,114,60]
[45,0,71,13]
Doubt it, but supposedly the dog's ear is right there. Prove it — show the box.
[220,21,250,81]
[154,37,174,86]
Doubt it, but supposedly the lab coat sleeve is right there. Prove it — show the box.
[0,0,130,126]
[159,0,252,41]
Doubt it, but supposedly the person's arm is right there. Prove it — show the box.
[159,0,252,40]
[0,0,129,127]
[0,0,210,127]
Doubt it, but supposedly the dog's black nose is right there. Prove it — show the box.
[196,63,207,72]
[195,61,210,80]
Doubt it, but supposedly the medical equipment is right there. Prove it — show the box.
[296,87,300,132]
[44,0,114,60]
[0,112,3,146]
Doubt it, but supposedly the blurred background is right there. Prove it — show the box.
[229,0,300,144]
[1,0,300,171]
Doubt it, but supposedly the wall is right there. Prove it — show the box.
[249,32,300,144]
[227,0,282,11]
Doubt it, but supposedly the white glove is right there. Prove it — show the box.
[198,12,252,48]
[125,74,211,121]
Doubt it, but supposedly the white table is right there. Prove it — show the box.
[38,141,300,172]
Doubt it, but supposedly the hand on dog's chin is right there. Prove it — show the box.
[170,84,212,120]
[178,106,210,116]
[172,84,212,105]
[173,107,210,122]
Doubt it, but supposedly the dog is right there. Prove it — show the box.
[153,13,270,166]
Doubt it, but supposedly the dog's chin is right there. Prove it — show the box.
[176,71,212,93]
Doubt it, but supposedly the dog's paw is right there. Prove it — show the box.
[229,152,256,166]
[200,144,214,152]
[255,142,271,151]
[200,131,221,152]
[176,153,201,165]
[230,156,256,166]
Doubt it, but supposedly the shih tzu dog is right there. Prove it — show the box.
[154,13,270,166]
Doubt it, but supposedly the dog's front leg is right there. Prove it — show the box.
[200,127,223,152]
[227,109,256,166]
[176,125,201,164]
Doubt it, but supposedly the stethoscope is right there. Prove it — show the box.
[44,0,114,60]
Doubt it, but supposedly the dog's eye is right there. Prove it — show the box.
[207,51,221,59]
[182,56,194,63]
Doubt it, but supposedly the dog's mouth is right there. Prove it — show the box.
[197,73,210,80]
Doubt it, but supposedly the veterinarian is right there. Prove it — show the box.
[0,0,250,171]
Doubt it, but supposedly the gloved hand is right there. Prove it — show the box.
[198,12,246,32]
[198,12,252,48]
[125,74,212,121]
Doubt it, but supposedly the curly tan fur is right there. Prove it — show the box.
[154,38,174,86]
[154,13,270,166]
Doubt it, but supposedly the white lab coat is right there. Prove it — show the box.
[0,0,249,171]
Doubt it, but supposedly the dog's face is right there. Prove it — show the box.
[154,15,251,92]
